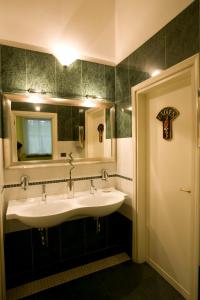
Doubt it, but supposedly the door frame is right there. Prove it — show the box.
[131,54,199,300]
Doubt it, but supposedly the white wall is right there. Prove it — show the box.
[116,137,133,220]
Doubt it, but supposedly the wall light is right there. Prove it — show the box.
[83,95,96,107]
[29,94,42,103]
[53,45,79,66]
[151,69,162,77]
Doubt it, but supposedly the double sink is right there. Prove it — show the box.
[6,188,126,228]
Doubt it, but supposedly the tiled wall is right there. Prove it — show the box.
[0,45,115,101]
[115,0,199,139]
[0,44,118,213]
[115,0,199,220]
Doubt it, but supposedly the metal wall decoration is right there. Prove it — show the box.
[156,107,179,140]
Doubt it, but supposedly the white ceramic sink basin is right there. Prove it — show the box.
[6,188,126,228]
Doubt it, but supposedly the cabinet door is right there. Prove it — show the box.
[85,217,107,253]
[60,219,85,261]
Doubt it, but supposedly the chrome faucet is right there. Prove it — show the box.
[42,184,47,202]
[101,169,108,181]
[20,175,29,190]
[90,179,97,194]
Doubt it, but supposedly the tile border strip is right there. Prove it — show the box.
[4,174,132,189]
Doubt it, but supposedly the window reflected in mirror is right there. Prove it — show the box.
[16,116,52,161]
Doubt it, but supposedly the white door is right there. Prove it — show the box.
[134,57,199,300]
[145,72,195,299]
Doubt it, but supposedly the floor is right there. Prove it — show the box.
[21,261,184,300]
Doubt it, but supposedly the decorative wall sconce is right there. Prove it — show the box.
[53,45,79,67]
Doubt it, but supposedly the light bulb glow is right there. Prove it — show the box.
[83,99,96,107]
[29,94,42,103]
[35,106,41,111]
[53,45,79,66]
[151,69,161,77]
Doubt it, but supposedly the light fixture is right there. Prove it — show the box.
[35,106,41,112]
[83,95,96,107]
[27,88,46,94]
[151,69,162,77]
[53,45,79,66]
[29,94,42,103]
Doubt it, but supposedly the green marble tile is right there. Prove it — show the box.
[57,105,73,141]
[56,59,82,98]
[166,0,199,68]
[1,46,26,92]
[115,101,132,138]
[82,61,106,99]
[26,50,56,94]
[106,109,111,139]
[129,29,166,88]
[115,58,129,103]
[0,96,3,138]
[0,45,1,91]
[105,65,115,101]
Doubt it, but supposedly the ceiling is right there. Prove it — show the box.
[0,0,193,65]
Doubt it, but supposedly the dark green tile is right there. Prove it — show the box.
[129,29,166,88]
[105,65,115,101]
[115,101,132,138]
[56,59,82,98]
[11,102,56,113]
[115,57,129,103]
[1,45,26,92]
[26,50,55,94]
[106,108,111,139]
[0,45,1,91]
[82,61,105,99]
[166,0,199,68]
[0,95,2,138]
[57,105,73,141]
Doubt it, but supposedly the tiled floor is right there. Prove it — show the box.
[21,261,184,300]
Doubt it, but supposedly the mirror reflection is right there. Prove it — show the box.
[4,94,115,167]
[16,116,53,161]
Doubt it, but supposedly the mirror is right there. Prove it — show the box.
[3,94,115,168]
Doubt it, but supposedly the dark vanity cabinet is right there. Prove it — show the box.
[4,212,132,288]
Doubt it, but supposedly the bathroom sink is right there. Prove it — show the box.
[6,188,126,228]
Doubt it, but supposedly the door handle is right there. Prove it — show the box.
[179,188,191,193]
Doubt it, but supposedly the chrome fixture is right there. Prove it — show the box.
[42,184,47,202]
[20,175,29,190]
[27,88,46,94]
[66,152,75,198]
[101,169,108,181]
[90,179,97,194]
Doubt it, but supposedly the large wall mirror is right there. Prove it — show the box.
[3,94,115,168]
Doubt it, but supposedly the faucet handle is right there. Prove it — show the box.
[20,175,29,190]
[101,169,108,181]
